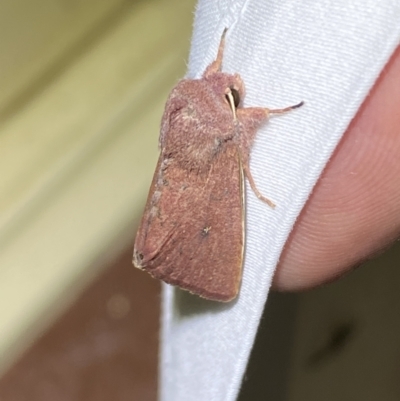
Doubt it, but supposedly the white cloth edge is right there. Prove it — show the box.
[161,1,400,400]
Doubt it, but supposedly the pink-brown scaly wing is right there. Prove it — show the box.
[133,144,244,302]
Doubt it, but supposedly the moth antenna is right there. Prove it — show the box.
[204,28,228,77]
[215,28,228,69]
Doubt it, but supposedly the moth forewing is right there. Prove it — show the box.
[133,155,165,268]
[239,156,245,283]
[134,143,244,302]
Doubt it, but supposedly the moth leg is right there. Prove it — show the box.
[241,157,276,208]
[203,28,227,77]
[267,101,304,116]
[236,102,303,208]
[237,101,304,124]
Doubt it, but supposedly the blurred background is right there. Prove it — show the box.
[1,0,400,400]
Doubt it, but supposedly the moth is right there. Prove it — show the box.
[133,29,302,302]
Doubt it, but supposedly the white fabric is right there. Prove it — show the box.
[161,1,400,400]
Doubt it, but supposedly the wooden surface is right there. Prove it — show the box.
[0,248,160,401]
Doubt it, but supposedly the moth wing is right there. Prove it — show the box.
[133,144,244,302]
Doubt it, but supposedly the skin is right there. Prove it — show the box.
[274,46,400,291]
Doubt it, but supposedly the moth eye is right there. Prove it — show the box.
[225,87,240,109]
[229,87,240,108]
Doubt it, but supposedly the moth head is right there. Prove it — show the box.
[205,71,245,119]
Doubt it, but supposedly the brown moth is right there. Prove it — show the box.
[133,29,302,302]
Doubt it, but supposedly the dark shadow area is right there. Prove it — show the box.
[238,291,299,401]
[174,286,237,317]
[306,319,356,368]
